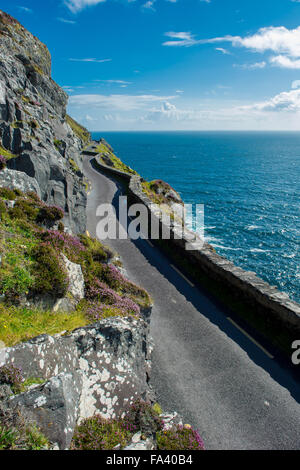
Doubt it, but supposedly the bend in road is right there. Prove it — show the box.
[83,156,300,450]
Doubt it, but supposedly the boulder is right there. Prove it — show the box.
[0,317,152,449]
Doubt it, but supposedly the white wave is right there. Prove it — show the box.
[250,248,269,253]
[245,225,260,231]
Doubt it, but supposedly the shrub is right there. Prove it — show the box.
[36,205,64,224]
[0,408,49,450]
[0,155,7,171]
[0,200,6,218]
[156,425,205,450]
[85,280,140,316]
[71,415,131,450]
[0,187,16,200]
[0,364,24,394]
[122,399,164,436]
[9,198,39,221]
[1,265,34,301]
[79,234,113,263]
[30,243,69,297]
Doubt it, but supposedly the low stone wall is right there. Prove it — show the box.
[92,154,300,337]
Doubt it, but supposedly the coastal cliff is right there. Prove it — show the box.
[0,10,89,234]
[0,11,204,451]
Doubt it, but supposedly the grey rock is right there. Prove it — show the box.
[8,372,82,449]
[1,317,152,448]
[0,384,12,400]
[0,168,41,197]
[0,11,89,234]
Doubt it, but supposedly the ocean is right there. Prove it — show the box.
[92,131,300,304]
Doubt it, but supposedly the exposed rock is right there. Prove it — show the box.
[0,317,152,449]
[8,373,82,450]
[29,254,85,313]
[0,167,41,197]
[0,10,90,234]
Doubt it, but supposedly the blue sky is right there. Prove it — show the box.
[2,0,300,130]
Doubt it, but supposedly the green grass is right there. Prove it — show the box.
[96,142,138,175]
[0,304,88,347]
[66,115,90,145]
[0,145,17,160]
[69,158,80,173]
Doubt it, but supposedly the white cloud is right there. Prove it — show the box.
[241,89,300,112]
[64,0,106,13]
[163,31,198,47]
[57,17,76,24]
[292,80,300,89]
[69,58,112,63]
[17,6,33,13]
[142,0,156,10]
[163,25,300,68]
[215,47,231,55]
[69,93,177,111]
[270,55,300,69]
[95,80,132,85]
[234,61,266,69]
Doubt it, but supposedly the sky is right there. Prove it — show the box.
[2,0,300,130]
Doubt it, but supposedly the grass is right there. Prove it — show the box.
[96,142,138,175]
[0,145,17,160]
[0,187,151,346]
[69,158,80,173]
[66,115,90,145]
[0,304,87,347]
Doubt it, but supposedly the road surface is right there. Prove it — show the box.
[83,156,300,450]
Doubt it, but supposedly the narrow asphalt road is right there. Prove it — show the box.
[83,157,300,450]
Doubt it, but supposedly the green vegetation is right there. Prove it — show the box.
[0,420,49,450]
[156,426,204,450]
[66,115,90,145]
[0,145,17,160]
[0,186,150,346]
[69,158,80,173]
[71,415,131,450]
[71,399,205,450]
[96,142,138,175]
[0,304,87,347]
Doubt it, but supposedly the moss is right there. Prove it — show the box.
[66,115,90,145]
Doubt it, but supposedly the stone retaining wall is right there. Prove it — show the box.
[91,153,300,336]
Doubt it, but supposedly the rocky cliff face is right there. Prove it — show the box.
[0,10,89,234]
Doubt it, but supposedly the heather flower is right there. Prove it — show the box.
[0,364,24,393]
[71,415,131,450]
[157,424,205,450]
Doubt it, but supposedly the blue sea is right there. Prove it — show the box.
[92,131,300,304]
